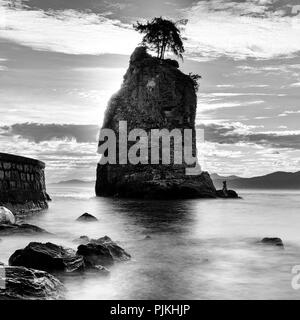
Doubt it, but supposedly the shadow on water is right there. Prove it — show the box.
[101,197,202,235]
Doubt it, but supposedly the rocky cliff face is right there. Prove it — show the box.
[96,47,217,199]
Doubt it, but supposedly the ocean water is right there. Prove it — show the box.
[1,185,300,300]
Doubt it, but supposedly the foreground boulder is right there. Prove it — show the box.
[260,237,284,248]
[9,242,85,273]
[0,223,49,236]
[0,207,16,225]
[96,46,219,199]
[76,235,131,266]
[77,243,114,267]
[0,266,64,300]
[93,236,131,262]
[76,213,98,222]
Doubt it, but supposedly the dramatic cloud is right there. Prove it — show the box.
[1,0,300,179]
[198,122,300,149]
[0,2,140,55]
[183,0,300,59]
[0,123,99,143]
[0,124,99,183]
[4,121,297,150]
[1,0,300,59]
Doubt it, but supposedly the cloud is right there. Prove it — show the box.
[290,82,300,87]
[198,122,300,149]
[183,0,300,59]
[197,95,265,112]
[0,123,100,143]
[278,110,300,117]
[0,124,99,183]
[1,0,300,60]
[0,57,7,70]
[0,2,140,55]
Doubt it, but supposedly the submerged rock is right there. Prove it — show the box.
[96,46,218,199]
[77,243,114,267]
[9,242,85,273]
[216,189,239,199]
[92,236,131,262]
[0,266,64,300]
[0,207,16,225]
[0,223,50,236]
[76,235,131,266]
[76,213,98,222]
[260,237,284,248]
[73,235,90,244]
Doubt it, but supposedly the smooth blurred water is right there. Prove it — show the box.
[1,185,300,300]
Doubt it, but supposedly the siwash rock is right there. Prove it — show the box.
[96,47,217,199]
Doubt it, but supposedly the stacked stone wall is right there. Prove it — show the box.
[0,153,49,213]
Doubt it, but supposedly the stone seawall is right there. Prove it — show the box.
[0,153,50,214]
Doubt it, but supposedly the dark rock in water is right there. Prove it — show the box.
[96,46,218,199]
[76,213,98,222]
[92,236,131,262]
[0,266,64,300]
[260,237,284,248]
[0,223,50,236]
[0,262,4,265]
[216,189,239,199]
[77,243,114,267]
[75,235,131,262]
[9,242,85,273]
[73,235,90,244]
[144,235,152,240]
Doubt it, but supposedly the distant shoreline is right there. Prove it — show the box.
[49,170,300,190]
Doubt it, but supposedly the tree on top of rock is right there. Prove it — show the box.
[133,17,185,60]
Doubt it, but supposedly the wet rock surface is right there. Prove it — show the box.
[9,242,85,273]
[75,235,131,268]
[93,236,131,262]
[76,213,98,222]
[77,243,114,267]
[0,223,50,236]
[0,266,64,300]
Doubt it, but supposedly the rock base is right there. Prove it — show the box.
[96,165,217,199]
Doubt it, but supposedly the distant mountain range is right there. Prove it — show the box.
[212,171,300,189]
[50,171,300,190]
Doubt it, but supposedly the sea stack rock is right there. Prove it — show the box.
[96,47,216,199]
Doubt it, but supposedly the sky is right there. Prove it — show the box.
[0,0,300,183]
